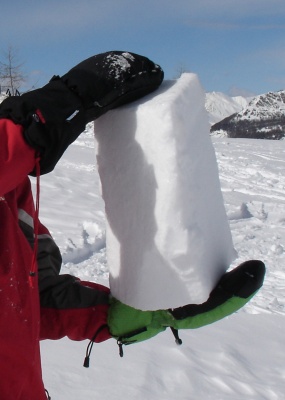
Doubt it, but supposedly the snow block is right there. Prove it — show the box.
[94,73,236,310]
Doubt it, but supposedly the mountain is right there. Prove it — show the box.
[210,90,285,139]
[205,91,249,125]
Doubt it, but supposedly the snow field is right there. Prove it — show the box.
[41,315,285,400]
[214,138,285,315]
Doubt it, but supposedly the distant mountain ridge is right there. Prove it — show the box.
[209,90,285,140]
[205,92,249,125]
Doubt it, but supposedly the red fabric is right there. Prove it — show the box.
[0,182,47,400]
[0,119,110,399]
[40,306,110,342]
[0,119,35,196]
[40,282,111,342]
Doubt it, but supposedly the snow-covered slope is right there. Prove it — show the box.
[211,90,285,139]
[235,90,285,121]
[205,91,249,125]
[38,125,285,400]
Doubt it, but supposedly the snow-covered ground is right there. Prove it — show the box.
[37,125,285,400]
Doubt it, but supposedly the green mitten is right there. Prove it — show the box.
[108,260,265,355]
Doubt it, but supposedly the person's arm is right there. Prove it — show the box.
[17,177,111,343]
[0,51,163,176]
[36,220,111,343]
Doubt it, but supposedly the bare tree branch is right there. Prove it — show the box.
[0,45,26,95]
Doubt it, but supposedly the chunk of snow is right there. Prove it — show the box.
[95,73,236,310]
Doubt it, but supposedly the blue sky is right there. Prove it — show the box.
[1,0,285,96]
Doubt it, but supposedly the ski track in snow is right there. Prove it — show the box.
[37,128,285,399]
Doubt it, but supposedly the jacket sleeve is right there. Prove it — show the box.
[17,178,111,343]
[36,222,111,343]
[0,119,36,196]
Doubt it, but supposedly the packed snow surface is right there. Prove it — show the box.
[32,100,285,398]
[94,74,235,310]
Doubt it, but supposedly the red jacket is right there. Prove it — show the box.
[0,119,111,400]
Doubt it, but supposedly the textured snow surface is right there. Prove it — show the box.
[38,127,285,399]
[94,74,235,309]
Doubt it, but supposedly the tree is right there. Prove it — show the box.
[0,46,26,95]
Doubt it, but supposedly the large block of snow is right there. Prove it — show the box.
[94,73,236,310]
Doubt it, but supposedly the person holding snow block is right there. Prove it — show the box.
[0,51,163,400]
[0,49,265,400]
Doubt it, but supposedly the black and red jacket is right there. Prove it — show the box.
[0,119,111,400]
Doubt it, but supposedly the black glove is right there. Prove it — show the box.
[0,51,164,175]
